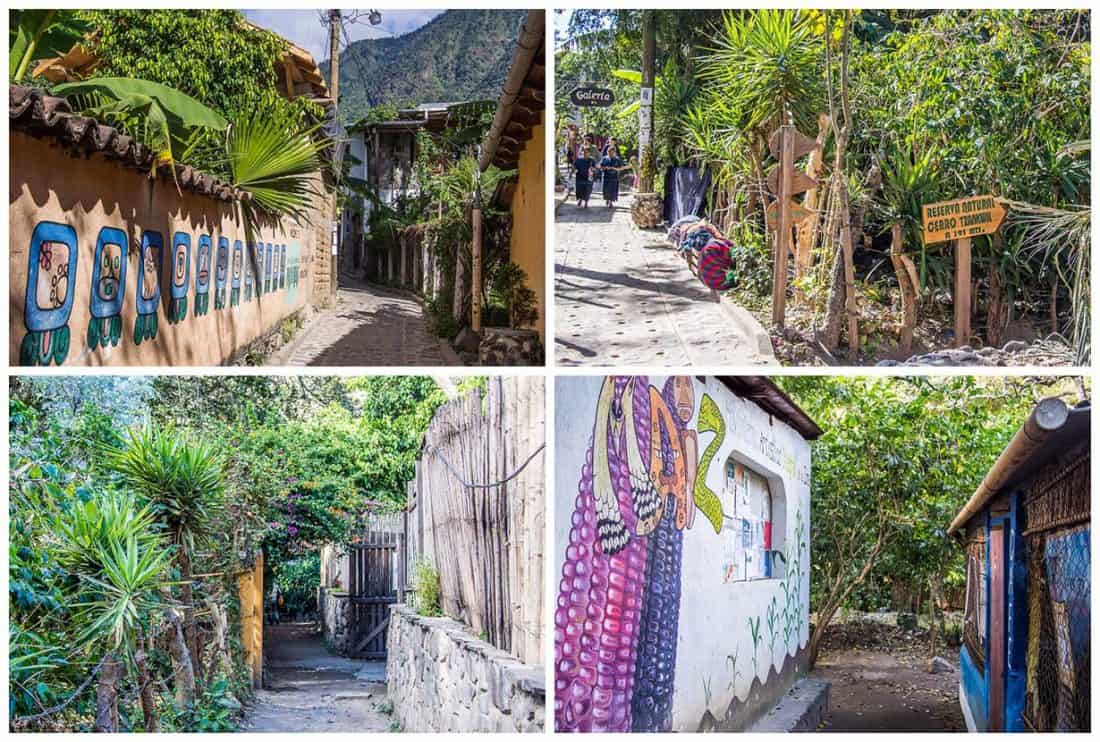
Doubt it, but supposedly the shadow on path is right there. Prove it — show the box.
[239,623,393,732]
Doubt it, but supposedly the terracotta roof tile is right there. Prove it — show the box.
[10,84,241,202]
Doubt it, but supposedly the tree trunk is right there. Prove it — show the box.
[166,606,197,709]
[178,547,202,689]
[821,204,846,351]
[987,234,1011,348]
[794,114,831,303]
[94,652,122,733]
[890,223,919,353]
[807,532,886,668]
[135,635,158,733]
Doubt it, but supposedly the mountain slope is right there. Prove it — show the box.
[322,9,526,124]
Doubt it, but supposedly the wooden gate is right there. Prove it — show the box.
[347,530,399,659]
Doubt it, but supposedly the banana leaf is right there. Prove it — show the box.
[9,10,90,83]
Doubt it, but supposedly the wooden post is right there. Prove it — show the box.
[772,125,793,328]
[837,183,858,355]
[954,237,972,347]
[237,552,264,689]
[638,10,656,193]
[472,204,483,333]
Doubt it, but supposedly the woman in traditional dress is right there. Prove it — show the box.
[599,145,630,209]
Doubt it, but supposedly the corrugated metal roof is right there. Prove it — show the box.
[10,84,242,202]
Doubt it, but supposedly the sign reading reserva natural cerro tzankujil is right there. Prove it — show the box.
[921,195,1006,244]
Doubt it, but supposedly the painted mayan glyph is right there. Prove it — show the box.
[555,376,811,732]
[17,220,292,365]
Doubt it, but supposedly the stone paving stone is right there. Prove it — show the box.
[554,198,776,366]
[277,278,453,367]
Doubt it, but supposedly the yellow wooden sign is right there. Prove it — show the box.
[921,196,1006,244]
[767,199,812,222]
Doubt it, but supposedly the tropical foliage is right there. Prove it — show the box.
[777,375,1088,666]
[9,376,446,731]
[557,9,1090,362]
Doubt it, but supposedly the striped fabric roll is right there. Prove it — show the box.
[698,239,736,291]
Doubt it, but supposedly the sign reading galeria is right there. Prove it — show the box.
[569,86,615,107]
[921,195,1006,244]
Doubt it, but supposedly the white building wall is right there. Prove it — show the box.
[554,375,812,732]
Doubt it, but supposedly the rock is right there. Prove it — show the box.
[927,656,955,674]
[454,327,481,353]
[630,192,663,229]
[477,328,543,366]
[1002,340,1029,353]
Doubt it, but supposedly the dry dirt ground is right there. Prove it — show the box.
[811,618,966,732]
[239,623,396,732]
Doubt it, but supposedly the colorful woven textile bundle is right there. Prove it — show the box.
[697,239,737,291]
[679,224,720,253]
[667,215,702,245]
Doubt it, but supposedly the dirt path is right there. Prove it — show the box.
[239,623,395,732]
[554,194,776,366]
[811,621,965,732]
[271,276,459,366]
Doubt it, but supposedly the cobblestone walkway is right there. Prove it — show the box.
[554,199,777,366]
[274,278,455,367]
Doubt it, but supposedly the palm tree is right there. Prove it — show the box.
[103,425,227,704]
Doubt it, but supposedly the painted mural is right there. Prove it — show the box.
[17,220,298,365]
[554,376,811,733]
[21,221,78,365]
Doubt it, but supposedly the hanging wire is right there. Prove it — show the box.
[425,441,546,490]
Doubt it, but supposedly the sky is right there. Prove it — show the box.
[244,9,445,65]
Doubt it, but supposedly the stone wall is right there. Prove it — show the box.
[386,606,544,733]
[320,588,352,656]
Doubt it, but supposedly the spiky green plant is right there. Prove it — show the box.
[224,107,326,224]
[103,426,226,549]
[874,144,944,288]
[700,10,824,137]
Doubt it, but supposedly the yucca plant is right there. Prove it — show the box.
[53,491,163,579]
[103,425,227,701]
[53,491,170,732]
[700,10,824,137]
[874,143,944,289]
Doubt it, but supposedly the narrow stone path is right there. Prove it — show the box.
[239,623,394,732]
[272,276,458,366]
[554,197,777,366]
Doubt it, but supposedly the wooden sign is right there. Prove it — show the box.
[767,199,812,223]
[921,195,1006,244]
[769,127,818,160]
[766,167,817,196]
[569,87,615,107]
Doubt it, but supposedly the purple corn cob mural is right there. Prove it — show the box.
[630,378,688,732]
[556,377,650,732]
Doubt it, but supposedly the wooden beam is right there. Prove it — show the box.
[772,125,793,328]
[954,237,972,347]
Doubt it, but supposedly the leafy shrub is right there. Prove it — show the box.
[412,558,443,617]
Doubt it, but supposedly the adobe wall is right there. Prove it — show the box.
[553,375,813,731]
[10,131,327,366]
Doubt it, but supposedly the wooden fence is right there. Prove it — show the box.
[405,376,545,665]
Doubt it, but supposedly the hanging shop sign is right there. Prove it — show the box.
[570,86,615,107]
[921,195,1006,244]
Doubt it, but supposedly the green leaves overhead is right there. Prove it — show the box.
[54,77,228,174]
[9,9,90,83]
[700,10,824,136]
[225,108,324,223]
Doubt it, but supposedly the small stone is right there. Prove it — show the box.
[1002,340,1029,353]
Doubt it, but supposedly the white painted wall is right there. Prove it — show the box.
[554,375,812,731]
